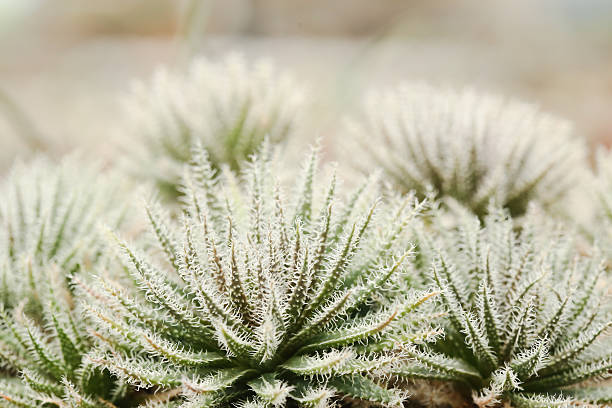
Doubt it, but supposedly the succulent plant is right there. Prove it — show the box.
[0,272,130,407]
[82,144,440,407]
[0,156,126,312]
[0,156,130,406]
[346,83,588,218]
[120,53,307,199]
[394,206,612,407]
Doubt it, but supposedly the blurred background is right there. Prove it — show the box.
[1,0,612,170]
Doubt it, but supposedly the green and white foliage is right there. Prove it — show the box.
[346,83,588,218]
[0,271,129,407]
[0,155,126,312]
[396,207,612,407]
[0,156,130,407]
[84,144,440,407]
[590,147,612,258]
[121,53,307,198]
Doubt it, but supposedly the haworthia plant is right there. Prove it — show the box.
[0,156,131,406]
[0,272,130,407]
[121,53,307,199]
[0,156,126,312]
[396,206,612,407]
[83,144,441,407]
[346,83,588,218]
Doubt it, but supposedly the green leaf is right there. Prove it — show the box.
[476,280,502,356]
[20,369,64,397]
[524,356,612,390]
[391,365,461,382]
[508,392,572,408]
[402,346,482,384]
[461,311,497,374]
[86,351,182,389]
[184,368,254,394]
[23,318,65,380]
[302,224,356,320]
[0,378,36,408]
[291,383,336,408]
[144,201,181,274]
[215,320,257,359]
[293,146,319,223]
[282,349,354,377]
[49,305,81,372]
[113,234,206,331]
[247,373,293,406]
[298,307,398,353]
[329,375,405,407]
[510,338,548,380]
[290,290,353,349]
[557,386,612,404]
[542,322,612,373]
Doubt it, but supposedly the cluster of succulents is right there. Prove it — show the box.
[1,54,611,408]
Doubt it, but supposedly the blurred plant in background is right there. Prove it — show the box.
[347,83,589,219]
[119,53,307,199]
[0,156,132,406]
[0,156,127,311]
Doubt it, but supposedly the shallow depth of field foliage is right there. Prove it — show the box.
[0,54,611,408]
[400,207,612,407]
[0,156,126,310]
[346,83,588,219]
[120,54,307,199]
[0,156,131,406]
